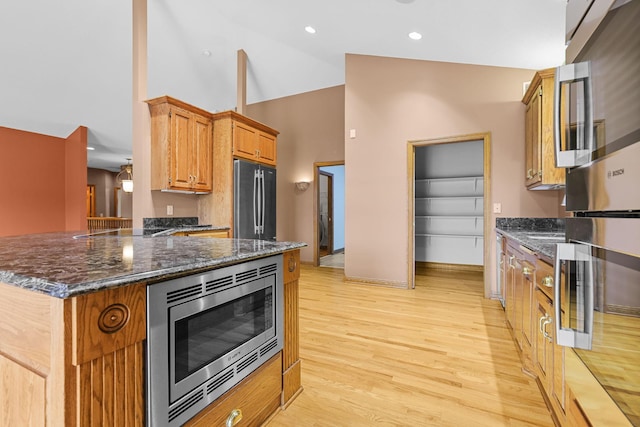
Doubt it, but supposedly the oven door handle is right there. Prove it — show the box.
[553,61,594,168]
[554,242,594,350]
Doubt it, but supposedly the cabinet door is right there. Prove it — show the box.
[522,260,535,348]
[192,114,212,191]
[170,107,194,190]
[257,131,277,165]
[525,86,542,187]
[535,290,553,394]
[505,249,516,330]
[233,121,259,161]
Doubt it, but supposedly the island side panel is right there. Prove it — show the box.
[0,282,66,427]
[65,282,146,427]
[282,249,302,406]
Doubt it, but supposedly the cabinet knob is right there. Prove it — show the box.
[541,275,553,288]
[226,409,243,427]
[523,266,533,276]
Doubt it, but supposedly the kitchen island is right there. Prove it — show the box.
[0,231,305,426]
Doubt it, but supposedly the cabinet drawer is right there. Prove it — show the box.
[69,282,146,365]
[185,353,282,427]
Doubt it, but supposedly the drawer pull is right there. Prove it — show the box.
[226,409,243,427]
[541,275,553,288]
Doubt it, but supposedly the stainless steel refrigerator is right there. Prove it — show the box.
[234,159,276,240]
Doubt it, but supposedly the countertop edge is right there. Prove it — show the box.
[0,241,306,299]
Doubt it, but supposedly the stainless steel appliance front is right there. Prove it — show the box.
[146,255,283,427]
[553,1,640,424]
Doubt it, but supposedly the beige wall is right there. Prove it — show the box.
[344,54,563,289]
[247,85,345,261]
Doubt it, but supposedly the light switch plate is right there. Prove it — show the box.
[493,202,502,214]
[167,205,174,216]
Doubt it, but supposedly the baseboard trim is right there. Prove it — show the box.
[344,276,408,289]
[416,262,484,273]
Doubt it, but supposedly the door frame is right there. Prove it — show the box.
[318,170,334,256]
[407,132,491,296]
[313,161,344,267]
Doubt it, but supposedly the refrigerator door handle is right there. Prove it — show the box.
[553,61,594,168]
[253,170,259,234]
[260,170,266,234]
[554,243,594,350]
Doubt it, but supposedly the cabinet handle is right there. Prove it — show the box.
[226,409,243,427]
[508,255,515,268]
[541,275,553,288]
[523,266,533,276]
[527,169,533,179]
[538,170,542,178]
[542,315,553,342]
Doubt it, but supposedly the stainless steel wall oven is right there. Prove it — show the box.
[553,1,640,424]
[147,255,283,427]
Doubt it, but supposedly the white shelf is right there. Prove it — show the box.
[415,235,484,265]
[415,176,483,198]
[415,216,483,236]
[415,197,483,216]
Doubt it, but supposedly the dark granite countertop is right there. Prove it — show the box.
[495,217,565,262]
[0,231,305,299]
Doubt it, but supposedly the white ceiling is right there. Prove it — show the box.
[0,0,566,171]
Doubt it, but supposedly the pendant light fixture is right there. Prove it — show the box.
[116,158,134,193]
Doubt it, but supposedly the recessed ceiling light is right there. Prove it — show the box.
[202,50,212,56]
[408,31,422,40]
[305,26,316,34]
[87,146,95,151]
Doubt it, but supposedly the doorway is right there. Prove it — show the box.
[314,162,345,268]
[407,133,491,296]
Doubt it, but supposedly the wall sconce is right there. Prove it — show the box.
[116,158,134,193]
[295,181,310,191]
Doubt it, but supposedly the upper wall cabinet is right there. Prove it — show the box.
[522,69,565,190]
[146,96,213,193]
[225,113,278,166]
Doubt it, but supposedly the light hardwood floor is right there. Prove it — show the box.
[268,265,553,426]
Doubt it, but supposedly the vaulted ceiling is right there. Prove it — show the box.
[0,0,566,171]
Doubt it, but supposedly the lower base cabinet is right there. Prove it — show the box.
[184,353,283,427]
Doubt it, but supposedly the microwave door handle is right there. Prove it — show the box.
[554,243,594,350]
[554,62,594,168]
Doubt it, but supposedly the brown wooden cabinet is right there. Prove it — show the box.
[522,69,565,190]
[171,229,230,238]
[232,117,277,166]
[501,235,568,426]
[0,281,146,427]
[282,249,303,407]
[535,260,567,423]
[184,353,282,427]
[147,96,213,193]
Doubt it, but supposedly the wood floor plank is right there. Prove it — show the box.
[268,266,553,426]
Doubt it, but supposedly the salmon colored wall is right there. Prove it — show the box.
[247,85,345,260]
[344,54,563,289]
[0,126,87,236]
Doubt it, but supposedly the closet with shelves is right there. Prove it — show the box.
[415,141,484,266]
